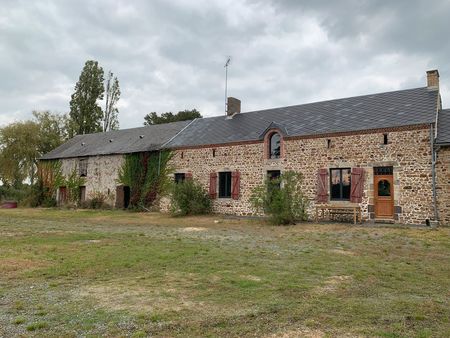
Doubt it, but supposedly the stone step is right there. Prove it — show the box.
[374,218,396,224]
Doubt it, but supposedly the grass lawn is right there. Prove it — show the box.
[0,209,449,337]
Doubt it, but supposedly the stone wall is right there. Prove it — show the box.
[60,155,124,206]
[436,146,450,226]
[163,127,435,225]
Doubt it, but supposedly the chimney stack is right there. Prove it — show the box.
[426,69,439,89]
[227,97,241,117]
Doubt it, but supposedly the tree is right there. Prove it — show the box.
[103,71,120,132]
[68,60,105,137]
[33,111,68,154]
[144,109,202,125]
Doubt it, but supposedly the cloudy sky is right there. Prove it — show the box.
[1,0,449,129]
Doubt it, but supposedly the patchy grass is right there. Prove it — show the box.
[0,208,449,337]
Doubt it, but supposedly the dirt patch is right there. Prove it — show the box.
[330,248,355,256]
[265,327,325,338]
[314,275,353,294]
[0,258,48,278]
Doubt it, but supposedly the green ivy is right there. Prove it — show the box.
[118,151,173,209]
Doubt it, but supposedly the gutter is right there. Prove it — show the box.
[430,123,439,223]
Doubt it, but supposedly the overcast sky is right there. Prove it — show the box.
[1,0,449,129]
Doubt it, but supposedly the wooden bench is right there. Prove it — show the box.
[315,204,362,225]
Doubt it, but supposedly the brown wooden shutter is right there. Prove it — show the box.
[231,170,240,200]
[350,167,365,203]
[185,172,193,180]
[209,172,217,199]
[317,169,329,203]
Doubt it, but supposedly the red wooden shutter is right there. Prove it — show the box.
[350,167,365,203]
[316,169,329,203]
[231,170,240,200]
[185,172,193,180]
[209,172,217,199]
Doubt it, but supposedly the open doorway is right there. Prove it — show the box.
[115,185,131,209]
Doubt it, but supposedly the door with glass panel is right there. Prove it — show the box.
[374,167,394,218]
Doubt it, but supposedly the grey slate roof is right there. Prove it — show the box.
[166,87,438,148]
[41,120,191,160]
[436,109,450,145]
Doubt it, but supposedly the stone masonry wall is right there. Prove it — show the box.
[162,127,435,225]
[60,155,124,206]
[436,146,450,226]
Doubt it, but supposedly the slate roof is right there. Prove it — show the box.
[436,109,450,145]
[166,87,439,148]
[41,120,191,160]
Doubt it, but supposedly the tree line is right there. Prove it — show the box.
[0,59,202,193]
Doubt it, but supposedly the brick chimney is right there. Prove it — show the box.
[427,69,439,89]
[227,97,241,117]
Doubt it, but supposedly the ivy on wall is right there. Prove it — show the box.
[37,160,65,204]
[118,151,173,209]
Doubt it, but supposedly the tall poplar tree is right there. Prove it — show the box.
[103,70,120,132]
[68,60,105,137]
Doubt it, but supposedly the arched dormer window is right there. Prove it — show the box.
[269,132,281,159]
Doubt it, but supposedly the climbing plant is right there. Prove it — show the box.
[118,150,173,209]
[36,160,65,206]
[65,167,86,205]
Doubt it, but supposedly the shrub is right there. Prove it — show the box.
[170,179,211,216]
[86,191,109,209]
[250,171,309,225]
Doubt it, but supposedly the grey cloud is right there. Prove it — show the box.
[0,0,449,129]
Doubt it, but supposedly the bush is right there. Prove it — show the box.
[170,179,211,216]
[85,191,109,209]
[250,171,309,225]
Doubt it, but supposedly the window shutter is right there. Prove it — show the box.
[209,172,217,199]
[317,169,329,203]
[185,172,193,180]
[350,167,365,203]
[231,170,240,200]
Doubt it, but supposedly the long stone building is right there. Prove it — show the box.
[42,70,450,225]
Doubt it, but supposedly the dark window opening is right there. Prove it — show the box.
[218,172,232,198]
[181,151,184,159]
[327,139,331,149]
[174,173,186,184]
[383,133,388,145]
[269,133,281,159]
[212,149,216,157]
[377,179,391,196]
[267,170,281,190]
[79,159,87,177]
[330,168,351,200]
[374,166,393,175]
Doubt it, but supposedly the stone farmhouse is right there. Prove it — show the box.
[41,70,450,225]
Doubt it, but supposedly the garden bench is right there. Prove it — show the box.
[315,204,362,225]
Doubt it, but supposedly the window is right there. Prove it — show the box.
[174,173,186,184]
[79,159,87,177]
[330,168,351,200]
[383,133,388,145]
[269,133,281,159]
[212,149,216,157]
[267,170,281,190]
[374,166,393,175]
[218,172,232,198]
[327,139,332,149]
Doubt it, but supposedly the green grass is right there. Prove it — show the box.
[0,208,449,337]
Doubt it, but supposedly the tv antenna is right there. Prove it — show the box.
[224,56,231,114]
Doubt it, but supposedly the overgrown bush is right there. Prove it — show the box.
[170,179,211,216]
[86,191,109,209]
[250,171,309,225]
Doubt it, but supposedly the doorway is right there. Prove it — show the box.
[123,186,130,209]
[374,167,394,218]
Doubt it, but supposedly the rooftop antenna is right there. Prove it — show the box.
[224,56,231,114]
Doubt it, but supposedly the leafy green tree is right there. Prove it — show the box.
[68,60,105,137]
[103,70,120,132]
[33,111,68,154]
[144,109,201,125]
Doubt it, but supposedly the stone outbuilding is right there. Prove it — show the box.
[41,70,450,226]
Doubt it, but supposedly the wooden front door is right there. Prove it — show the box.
[374,174,394,218]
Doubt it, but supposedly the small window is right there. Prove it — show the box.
[79,159,87,177]
[174,173,186,184]
[269,133,281,159]
[181,151,184,159]
[212,149,216,157]
[330,168,351,200]
[218,172,232,198]
[267,170,281,190]
[383,133,388,145]
[377,180,391,196]
[327,139,332,149]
